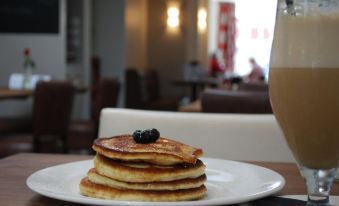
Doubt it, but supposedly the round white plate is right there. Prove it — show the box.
[26,157,285,206]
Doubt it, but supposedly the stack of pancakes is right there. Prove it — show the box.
[79,134,207,201]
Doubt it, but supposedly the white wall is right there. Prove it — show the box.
[93,0,126,79]
[0,0,66,117]
[0,0,66,85]
[93,0,126,107]
[67,0,92,120]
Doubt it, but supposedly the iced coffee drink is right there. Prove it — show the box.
[269,0,339,205]
[270,7,339,170]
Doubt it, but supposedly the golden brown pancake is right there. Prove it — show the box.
[93,135,203,165]
[94,154,206,183]
[87,168,207,191]
[79,178,207,202]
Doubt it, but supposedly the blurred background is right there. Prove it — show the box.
[0,0,277,156]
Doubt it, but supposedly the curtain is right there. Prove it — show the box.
[217,3,236,72]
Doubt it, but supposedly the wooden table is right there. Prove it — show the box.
[0,153,338,206]
[0,86,88,100]
[0,88,32,100]
[172,78,220,101]
[178,100,202,112]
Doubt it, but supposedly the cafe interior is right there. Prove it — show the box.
[0,0,338,205]
[0,0,276,156]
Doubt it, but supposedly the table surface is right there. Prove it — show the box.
[172,78,221,88]
[0,86,88,100]
[172,78,220,101]
[178,100,202,112]
[0,153,338,206]
[0,87,32,100]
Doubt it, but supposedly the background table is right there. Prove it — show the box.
[0,153,338,206]
[0,88,32,100]
[0,86,88,100]
[178,100,202,112]
[172,78,220,101]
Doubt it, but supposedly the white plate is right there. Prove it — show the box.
[26,157,285,206]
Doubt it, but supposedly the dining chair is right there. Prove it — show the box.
[143,69,181,111]
[125,68,144,109]
[201,89,272,114]
[67,78,120,153]
[92,78,120,122]
[32,81,75,152]
[238,82,268,92]
[0,81,75,157]
[125,68,180,111]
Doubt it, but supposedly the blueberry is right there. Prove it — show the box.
[150,128,160,141]
[133,129,160,144]
[133,130,141,137]
[133,130,142,143]
[141,129,152,143]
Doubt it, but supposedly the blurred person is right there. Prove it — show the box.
[245,58,265,83]
[209,53,225,78]
[183,59,205,81]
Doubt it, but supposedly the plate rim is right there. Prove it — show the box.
[26,157,285,206]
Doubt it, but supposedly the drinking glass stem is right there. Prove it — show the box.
[300,166,337,206]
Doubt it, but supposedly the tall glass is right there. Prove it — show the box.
[269,0,339,205]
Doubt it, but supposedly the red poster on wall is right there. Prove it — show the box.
[218,3,236,72]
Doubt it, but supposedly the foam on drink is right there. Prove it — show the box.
[269,11,339,169]
[271,11,339,69]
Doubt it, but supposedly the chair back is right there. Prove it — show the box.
[125,69,143,109]
[33,81,74,136]
[93,78,120,122]
[238,83,268,92]
[144,69,160,101]
[201,89,272,114]
[91,56,101,86]
[98,108,294,162]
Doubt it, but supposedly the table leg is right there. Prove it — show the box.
[191,84,198,101]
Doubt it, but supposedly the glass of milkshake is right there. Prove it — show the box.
[269,0,339,205]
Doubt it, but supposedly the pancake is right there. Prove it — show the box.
[87,168,207,191]
[79,178,207,202]
[94,154,206,183]
[93,135,203,165]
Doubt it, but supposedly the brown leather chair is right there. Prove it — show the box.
[92,78,120,121]
[33,81,75,152]
[201,89,272,114]
[0,81,75,158]
[144,69,160,101]
[67,78,120,152]
[125,68,144,109]
[238,82,268,92]
[143,69,180,111]
[125,68,180,111]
